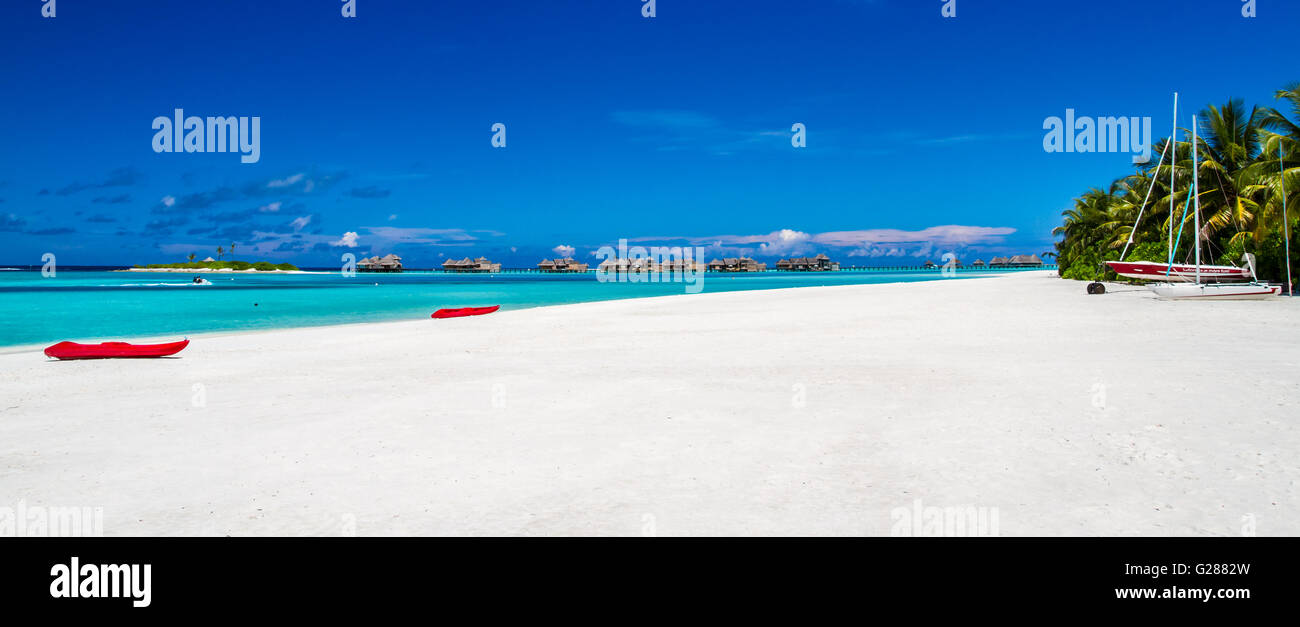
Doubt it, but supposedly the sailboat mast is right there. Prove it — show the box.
[1285,143,1293,296]
[1193,115,1201,285]
[1169,93,1178,262]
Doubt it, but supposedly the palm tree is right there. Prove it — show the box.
[1054,188,1116,278]
[1103,172,1157,253]
[229,243,237,259]
[1259,83,1300,284]
[1056,82,1300,283]
[1192,99,1270,256]
[1261,82,1300,146]
[216,246,224,261]
[187,253,196,263]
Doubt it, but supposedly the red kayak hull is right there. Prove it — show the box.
[44,339,190,360]
[431,305,500,319]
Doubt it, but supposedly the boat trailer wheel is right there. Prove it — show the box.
[1087,282,1106,295]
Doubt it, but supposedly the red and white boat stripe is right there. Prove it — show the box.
[1105,260,1251,282]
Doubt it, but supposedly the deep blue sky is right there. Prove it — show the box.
[1,0,1296,267]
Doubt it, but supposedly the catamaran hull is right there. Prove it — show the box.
[1106,261,1251,282]
[1147,283,1281,300]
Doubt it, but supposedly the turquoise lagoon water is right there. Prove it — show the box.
[0,268,1037,348]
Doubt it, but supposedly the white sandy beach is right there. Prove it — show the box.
[1,271,1297,536]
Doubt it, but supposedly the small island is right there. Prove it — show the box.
[119,248,302,273]
[123,259,300,273]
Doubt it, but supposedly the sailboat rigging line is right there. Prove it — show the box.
[1119,138,1170,261]
[1193,115,1202,284]
[1169,93,1178,261]
[1284,143,1293,296]
[1167,189,1195,276]
[1204,160,1235,261]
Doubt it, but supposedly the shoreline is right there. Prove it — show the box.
[0,271,1011,355]
[115,267,319,274]
[2,271,1296,536]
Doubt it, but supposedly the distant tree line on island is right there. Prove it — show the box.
[1053,82,1299,284]
[136,260,298,272]
[134,247,298,271]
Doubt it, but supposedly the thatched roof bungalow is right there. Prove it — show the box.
[444,256,501,273]
[601,257,704,273]
[538,258,588,273]
[659,259,706,273]
[1007,254,1044,267]
[775,253,837,272]
[709,257,766,272]
[598,257,660,271]
[359,254,403,273]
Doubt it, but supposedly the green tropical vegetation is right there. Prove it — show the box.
[1053,83,1299,287]
[133,260,298,271]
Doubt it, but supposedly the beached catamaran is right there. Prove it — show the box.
[1105,259,1254,282]
[1148,115,1280,299]
[1106,95,1281,299]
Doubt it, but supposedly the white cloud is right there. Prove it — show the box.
[551,244,576,258]
[258,202,282,213]
[267,173,305,188]
[819,226,1016,260]
[332,231,359,248]
[813,225,1016,247]
[757,229,813,255]
[847,246,907,258]
[360,226,480,245]
[619,225,1018,259]
[290,215,312,231]
[161,195,175,207]
[387,214,397,221]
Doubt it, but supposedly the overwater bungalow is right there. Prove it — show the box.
[709,257,767,272]
[538,258,588,273]
[597,258,650,273]
[774,253,838,272]
[443,256,501,273]
[659,259,706,273]
[972,259,986,267]
[988,256,1009,267]
[1006,254,1044,267]
[595,258,642,273]
[358,253,403,273]
[599,258,702,274]
[923,260,936,268]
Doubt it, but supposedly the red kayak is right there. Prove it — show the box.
[431,305,500,319]
[44,339,190,360]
